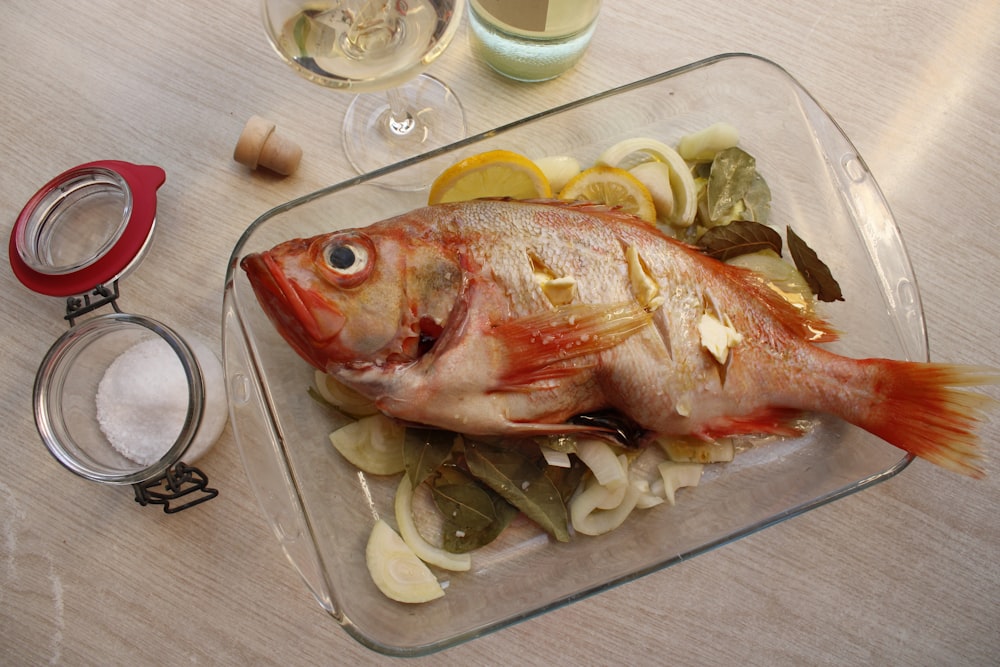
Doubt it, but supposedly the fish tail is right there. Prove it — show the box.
[852,361,999,478]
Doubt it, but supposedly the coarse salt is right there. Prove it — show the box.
[95,337,189,466]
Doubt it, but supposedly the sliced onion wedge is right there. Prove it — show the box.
[676,122,740,162]
[597,137,697,226]
[533,155,581,193]
[365,519,445,604]
[570,477,640,536]
[657,461,704,505]
[315,370,378,416]
[574,438,627,490]
[629,161,674,220]
[328,414,405,475]
[394,475,472,572]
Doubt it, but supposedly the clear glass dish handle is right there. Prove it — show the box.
[223,304,336,615]
[800,89,929,363]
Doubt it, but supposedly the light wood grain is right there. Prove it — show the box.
[2,2,998,665]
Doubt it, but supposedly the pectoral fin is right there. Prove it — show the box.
[493,301,652,390]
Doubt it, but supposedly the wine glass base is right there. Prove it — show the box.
[343,74,467,190]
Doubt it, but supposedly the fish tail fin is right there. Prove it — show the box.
[853,361,999,478]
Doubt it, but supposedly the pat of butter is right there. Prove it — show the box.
[541,276,576,306]
[626,245,663,311]
[533,270,552,284]
[698,312,743,365]
[675,397,692,417]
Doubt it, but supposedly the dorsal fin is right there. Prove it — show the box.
[468,196,655,223]
[726,265,840,343]
[721,259,839,343]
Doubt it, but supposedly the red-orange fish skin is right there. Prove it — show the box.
[241,199,997,477]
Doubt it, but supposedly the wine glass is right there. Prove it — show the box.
[262,0,466,189]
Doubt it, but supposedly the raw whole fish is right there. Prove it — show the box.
[241,199,996,477]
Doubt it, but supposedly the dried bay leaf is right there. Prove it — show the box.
[465,440,570,542]
[708,147,757,220]
[544,455,587,504]
[742,172,771,224]
[443,492,518,553]
[787,226,844,302]
[434,483,495,532]
[432,466,518,553]
[404,428,456,487]
[697,220,783,261]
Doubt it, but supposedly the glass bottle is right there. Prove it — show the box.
[468,0,602,82]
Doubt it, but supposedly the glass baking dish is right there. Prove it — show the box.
[222,53,923,656]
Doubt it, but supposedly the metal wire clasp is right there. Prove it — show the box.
[64,283,121,325]
[132,462,218,513]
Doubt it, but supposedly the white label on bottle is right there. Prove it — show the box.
[477,0,549,32]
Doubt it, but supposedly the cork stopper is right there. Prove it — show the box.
[234,116,302,176]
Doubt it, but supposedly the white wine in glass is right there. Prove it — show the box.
[262,0,466,188]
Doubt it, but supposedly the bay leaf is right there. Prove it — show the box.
[445,494,518,554]
[433,461,472,486]
[708,147,757,221]
[697,219,783,261]
[432,467,519,553]
[545,456,587,504]
[432,482,496,533]
[786,226,844,302]
[403,428,456,487]
[465,440,570,542]
[742,172,771,224]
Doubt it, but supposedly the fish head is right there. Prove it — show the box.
[241,225,461,370]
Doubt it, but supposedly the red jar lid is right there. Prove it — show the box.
[9,160,165,297]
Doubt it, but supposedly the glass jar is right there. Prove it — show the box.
[10,161,226,511]
[34,313,226,485]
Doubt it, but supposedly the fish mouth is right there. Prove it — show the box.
[241,251,346,369]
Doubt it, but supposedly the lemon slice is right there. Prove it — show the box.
[428,149,552,204]
[597,138,698,226]
[557,166,657,223]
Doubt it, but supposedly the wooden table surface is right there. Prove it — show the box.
[2,1,998,664]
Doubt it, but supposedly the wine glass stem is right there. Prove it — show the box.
[385,87,416,136]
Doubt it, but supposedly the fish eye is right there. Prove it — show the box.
[311,232,375,288]
[328,244,357,270]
